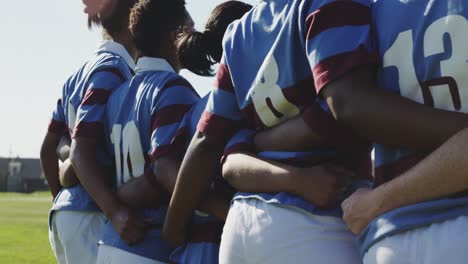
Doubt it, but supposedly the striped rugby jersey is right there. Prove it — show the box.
[48,41,135,217]
[358,0,468,256]
[100,57,199,262]
[197,0,377,215]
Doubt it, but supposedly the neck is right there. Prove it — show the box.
[106,29,139,62]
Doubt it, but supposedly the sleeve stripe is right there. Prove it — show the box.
[72,121,104,139]
[197,111,242,142]
[47,119,66,135]
[151,104,193,131]
[312,45,379,92]
[89,67,126,83]
[162,78,198,95]
[306,1,371,40]
[150,127,188,161]
[214,64,235,93]
[81,89,112,106]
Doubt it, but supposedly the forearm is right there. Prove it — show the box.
[56,135,71,162]
[117,175,166,209]
[222,152,300,194]
[59,159,80,188]
[165,133,222,235]
[40,134,61,198]
[70,139,121,217]
[323,67,468,151]
[371,127,468,215]
[255,116,322,152]
[197,193,230,220]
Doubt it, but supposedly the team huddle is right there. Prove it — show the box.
[40,0,468,263]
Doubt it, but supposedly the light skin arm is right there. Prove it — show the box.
[342,127,468,234]
[256,66,468,152]
[40,132,62,199]
[222,151,352,208]
[70,138,148,245]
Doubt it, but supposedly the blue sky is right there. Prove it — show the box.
[0,0,256,158]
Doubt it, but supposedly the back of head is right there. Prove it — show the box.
[129,0,187,58]
[88,0,137,38]
[178,0,252,76]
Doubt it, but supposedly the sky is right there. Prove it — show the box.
[0,0,256,158]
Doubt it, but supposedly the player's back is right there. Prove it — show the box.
[372,0,468,184]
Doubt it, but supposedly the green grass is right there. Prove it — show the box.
[0,191,56,263]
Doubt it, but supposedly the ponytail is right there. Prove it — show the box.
[178,30,216,76]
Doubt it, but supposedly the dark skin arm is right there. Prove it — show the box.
[255,66,468,152]
[40,132,62,199]
[222,152,352,208]
[163,132,224,246]
[117,155,230,221]
[70,138,148,245]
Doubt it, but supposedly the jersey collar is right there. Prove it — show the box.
[95,40,136,70]
[135,57,175,73]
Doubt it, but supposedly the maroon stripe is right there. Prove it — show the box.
[197,111,243,142]
[150,128,188,161]
[89,67,126,83]
[81,89,112,106]
[282,75,316,107]
[240,103,265,130]
[214,64,234,93]
[305,1,371,40]
[162,78,198,96]
[188,222,224,244]
[151,104,192,131]
[374,153,426,187]
[72,122,104,139]
[48,119,66,135]
[313,45,380,93]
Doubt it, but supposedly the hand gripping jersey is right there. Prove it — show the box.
[48,41,135,226]
[358,0,468,256]
[197,0,377,216]
[100,57,199,262]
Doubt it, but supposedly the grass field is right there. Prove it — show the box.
[0,191,56,263]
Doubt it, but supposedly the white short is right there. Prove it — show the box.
[96,244,167,264]
[363,215,468,264]
[219,199,362,264]
[49,210,106,264]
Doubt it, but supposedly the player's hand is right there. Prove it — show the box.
[294,165,352,208]
[162,223,186,247]
[341,188,382,235]
[59,159,80,188]
[109,206,148,245]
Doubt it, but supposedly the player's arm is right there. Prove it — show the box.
[222,151,351,208]
[41,98,67,198]
[163,62,241,246]
[342,127,468,234]
[70,69,147,245]
[53,134,81,188]
[41,132,62,199]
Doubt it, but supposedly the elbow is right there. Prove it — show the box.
[221,155,236,185]
[68,142,80,169]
